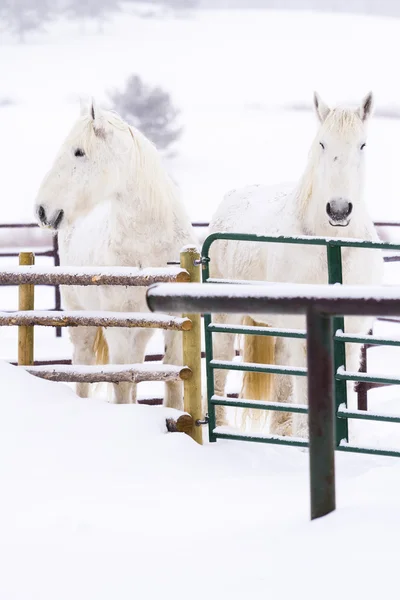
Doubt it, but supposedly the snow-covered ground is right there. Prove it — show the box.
[1,359,400,600]
[2,8,400,597]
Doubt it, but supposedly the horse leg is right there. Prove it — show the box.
[289,340,309,438]
[268,337,294,437]
[163,329,184,410]
[68,326,98,398]
[344,340,364,442]
[212,314,239,427]
[105,328,153,404]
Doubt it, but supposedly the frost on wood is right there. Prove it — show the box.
[0,266,190,286]
[23,363,192,383]
[0,311,192,331]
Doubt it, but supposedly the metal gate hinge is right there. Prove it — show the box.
[195,414,209,426]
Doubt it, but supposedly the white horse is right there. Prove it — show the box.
[34,100,197,407]
[208,92,384,437]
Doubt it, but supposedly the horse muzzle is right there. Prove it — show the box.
[35,205,65,230]
[326,198,353,228]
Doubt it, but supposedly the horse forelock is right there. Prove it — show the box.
[321,107,364,138]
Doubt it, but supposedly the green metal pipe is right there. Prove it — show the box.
[338,444,400,459]
[213,433,400,458]
[326,243,349,445]
[214,431,308,448]
[201,232,400,261]
[337,370,400,386]
[334,331,400,347]
[210,359,307,377]
[211,395,308,414]
[338,409,400,424]
[202,251,217,443]
[208,323,306,339]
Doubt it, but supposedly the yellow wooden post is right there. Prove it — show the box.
[18,252,35,366]
[180,246,203,444]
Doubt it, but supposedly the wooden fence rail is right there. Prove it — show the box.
[24,363,192,384]
[0,310,192,331]
[0,266,190,286]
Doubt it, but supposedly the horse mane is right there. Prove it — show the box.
[69,109,181,225]
[295,107,365,215]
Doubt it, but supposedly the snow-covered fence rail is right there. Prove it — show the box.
[0,265,191,286]
[1,249,203,443]
[0,221,208,340]
[23,363,192,384]
[0,310,192,330]
[147,280,400,520]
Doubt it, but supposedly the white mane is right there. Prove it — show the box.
[65,109,181,225]
[295,107,365,215]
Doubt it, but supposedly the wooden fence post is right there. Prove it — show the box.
[18,252,35,366]
[180,246,203,444]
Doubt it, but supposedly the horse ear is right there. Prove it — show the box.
[358,91,374,122]
[90,98,106,137]
[313,92,330,123]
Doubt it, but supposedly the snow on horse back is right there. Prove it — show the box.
[34,99,197,407]
[208,92,384,437]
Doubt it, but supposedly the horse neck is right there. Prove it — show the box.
[107,184,171,238]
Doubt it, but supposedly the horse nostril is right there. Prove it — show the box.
[348,202,353,216]
[38,205,46,223]
[326,202,331,216]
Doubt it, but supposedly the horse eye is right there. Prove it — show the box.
[74,148,85,157]
[360,143,366,150]
[319,142,325,150]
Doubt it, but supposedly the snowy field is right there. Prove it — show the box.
[2,7,400,598]
[2,360,400,599]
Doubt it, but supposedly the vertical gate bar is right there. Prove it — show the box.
[357,341,368,411]
[180,246,203,444]
[18,252,35,366]
[53,234,62,338]
[326,243,349,445]
[307,308,336,520]
[204,313,216,442]
[201,251,217,442]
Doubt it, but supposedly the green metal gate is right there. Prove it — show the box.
[202,233,400,458]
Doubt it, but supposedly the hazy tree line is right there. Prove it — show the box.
[1,0,397,40]
[199,0,400,17]
[0,1,198,40]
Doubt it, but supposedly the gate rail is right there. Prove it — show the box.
[147,280,400,519]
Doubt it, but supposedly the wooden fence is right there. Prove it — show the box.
[3,249,203,443]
